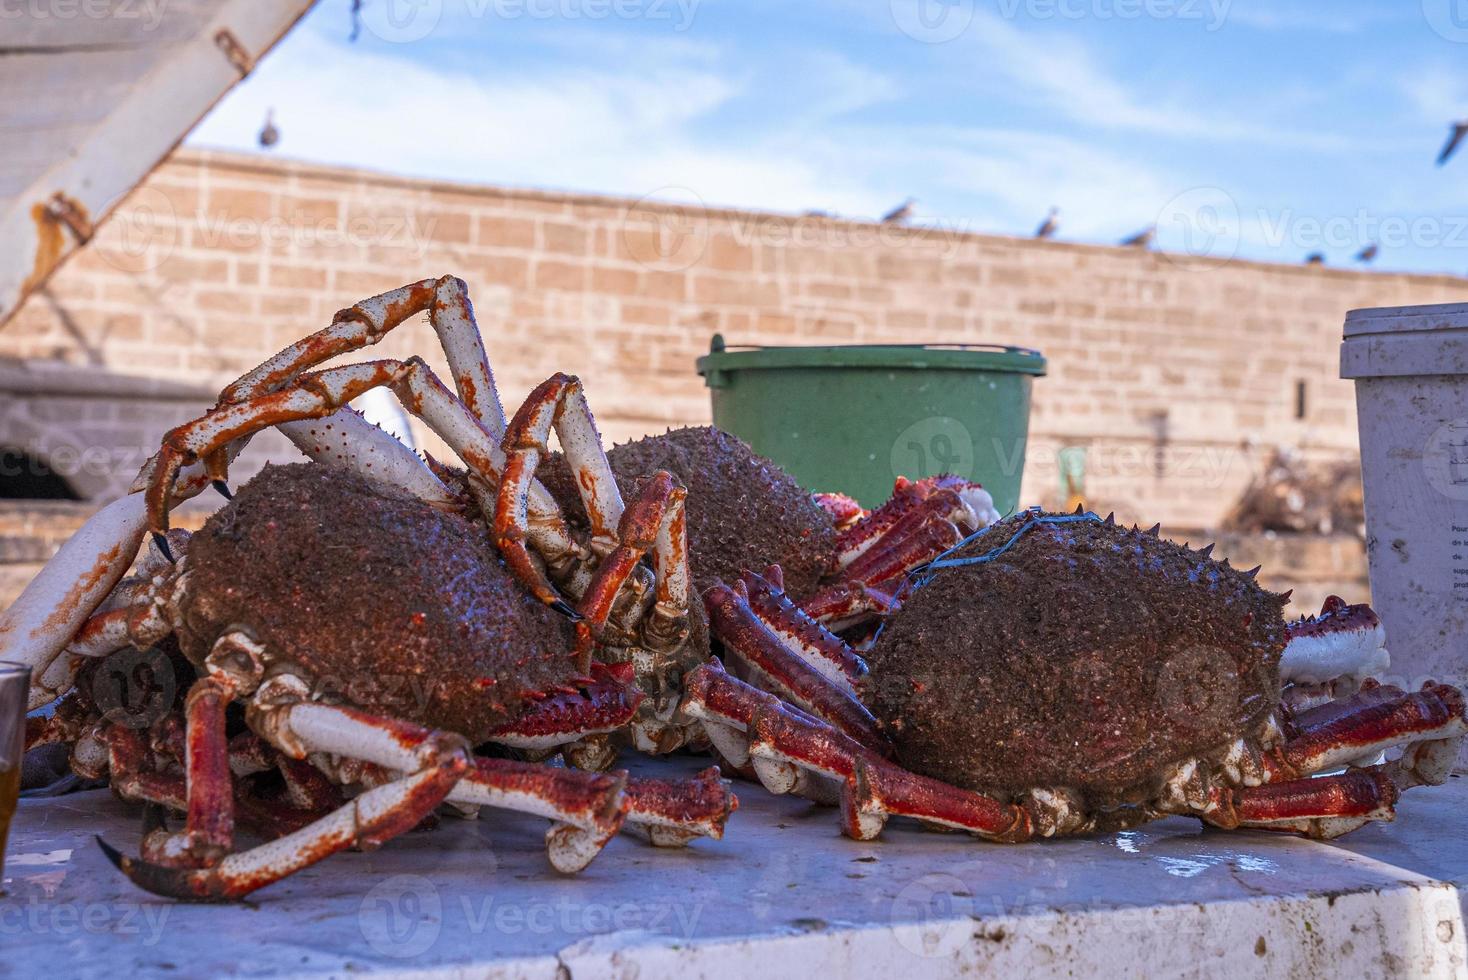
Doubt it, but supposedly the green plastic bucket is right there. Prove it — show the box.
[697,337,1046,513]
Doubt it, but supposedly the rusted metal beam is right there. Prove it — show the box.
[0,0,317,328]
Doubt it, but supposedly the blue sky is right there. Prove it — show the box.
[189,0,1468,275]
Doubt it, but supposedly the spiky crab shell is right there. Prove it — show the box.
[177,462,581,743]
[542,426,837,598]
[864,513,1288,806]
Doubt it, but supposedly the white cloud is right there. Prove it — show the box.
[183,5,1374,257]
[190,29,739,193]
[950,8,1350,151]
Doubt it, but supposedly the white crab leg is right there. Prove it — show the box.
[0,495,147,695]
[277,412,454,505]
[498,373,626,555]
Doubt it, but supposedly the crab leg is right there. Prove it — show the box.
[797,581,902,629]
[1177,681,1468,840]
[621,766,739,847]
[812,491,864,530]
[681,660,1031,841]
[838,490,968,584]
[137,276,513,511]
[802,478,1000,627]
[801,498,982,628]
[102,752,470,901]
[705,580,889,755]
[279,701,635,871]
[833,477,996,570]
[575,471,690,648]
[4,484,202,706]
[740,568,869,696]
[104,686,639,898]
[1218,767,1400,839]
[496,374,625,604]
[136,676,240,869]
[142,359,579,574]
[487,662,646,750]
[220,276,506,434]
[450,757,628,872]
[1269,681,1467,778]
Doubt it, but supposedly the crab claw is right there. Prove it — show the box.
[150,532,175,564]
[97,837,234,903]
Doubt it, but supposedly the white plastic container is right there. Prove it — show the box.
[1342,303,1468,716]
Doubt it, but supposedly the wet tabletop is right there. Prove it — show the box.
[2,759,1466,979]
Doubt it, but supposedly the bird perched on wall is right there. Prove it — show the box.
[1355,243,1379,264]
[1034,207,1059,239]
[1120,225,1155,248]
[881,198,915,224]
[1305,252,1325,265]
[1436,119,1468,166]
[257,109,280,149]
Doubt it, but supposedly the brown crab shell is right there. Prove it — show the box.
[864,514,1289,806]
[541,426,837,599]
[175,462,580,744]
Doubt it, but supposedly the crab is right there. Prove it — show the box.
[676,510,1467,841]
[6,276,744,900]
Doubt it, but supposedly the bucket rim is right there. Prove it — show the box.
[696,336,1047,378]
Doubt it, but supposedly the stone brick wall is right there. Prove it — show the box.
[2,148,1463,607]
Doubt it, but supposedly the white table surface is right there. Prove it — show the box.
[2,758,1466,979]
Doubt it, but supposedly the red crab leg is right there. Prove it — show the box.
[487,662,646,750]
[451,757,629,872]
[280,701,630,872]
[832,476,969,566]
[574,472,689,639]
[833,480,930,568]
[1268,681,1467,778]
[813,491,864,530]
[142,677,239,868]
[219,276,507,434]
[801,488,991,628]
[739,568,869,695]
[681,660,1031,841]
[705,582,890,756]
[794,581,902,632]
[837,490,967,582]
[101,724,190,809]
[621,766,739,846]
[142,359,578,573]
[101,751,470,901]
[182,277,521,515]
[169,277,509,509]
[1215,767,1400,839]
[496,374,626,604]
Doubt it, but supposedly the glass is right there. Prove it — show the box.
[0,662,29,893]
